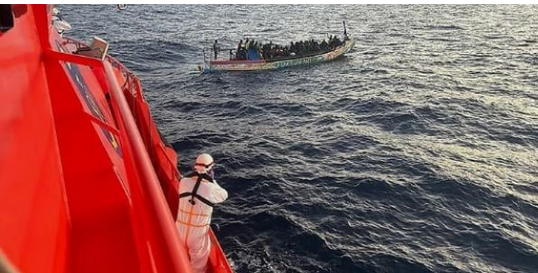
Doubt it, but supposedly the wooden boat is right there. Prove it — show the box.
[201,37,355,73]
[0,4,232,273]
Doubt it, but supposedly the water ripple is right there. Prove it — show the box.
[61,4,538,273]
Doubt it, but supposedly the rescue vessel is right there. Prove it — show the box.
[0,4,232,273]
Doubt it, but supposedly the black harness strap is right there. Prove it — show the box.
[179,172,215,207]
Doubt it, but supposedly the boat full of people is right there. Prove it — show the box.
[200,23,355,73]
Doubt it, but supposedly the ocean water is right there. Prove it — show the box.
[61,5,538,273]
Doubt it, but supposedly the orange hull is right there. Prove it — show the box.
[0,5,232,273]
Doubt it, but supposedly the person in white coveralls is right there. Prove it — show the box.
[176,153,228,273]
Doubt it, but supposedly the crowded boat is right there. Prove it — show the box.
[214,34,348,62]
[200,22,355,73]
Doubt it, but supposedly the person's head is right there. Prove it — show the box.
[194,153,214,176]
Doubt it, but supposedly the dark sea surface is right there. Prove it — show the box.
[61,5,538,273]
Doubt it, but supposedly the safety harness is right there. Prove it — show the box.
[179,172,215,207]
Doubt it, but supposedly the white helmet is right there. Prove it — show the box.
[194,153,214,174]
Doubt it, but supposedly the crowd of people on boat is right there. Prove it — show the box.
[217,35,347,61]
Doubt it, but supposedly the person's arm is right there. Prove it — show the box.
[209,181,228,204]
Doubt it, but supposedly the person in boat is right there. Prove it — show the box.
[237,39,243,51]
[247,41,262,60]
[235,38,251,60]
[235,39,247,60]
[329,36,343,49]
[212,40,219,59]
[176,153,228,273]
[320,39,329,52]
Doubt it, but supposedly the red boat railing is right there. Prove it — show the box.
[59,37,180,189]
[46,49,192,273]
[106,60,193,273]
[51,29,232,273]
[2,5,229,272]
[107,56,179,174]
[108,55,234,273]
